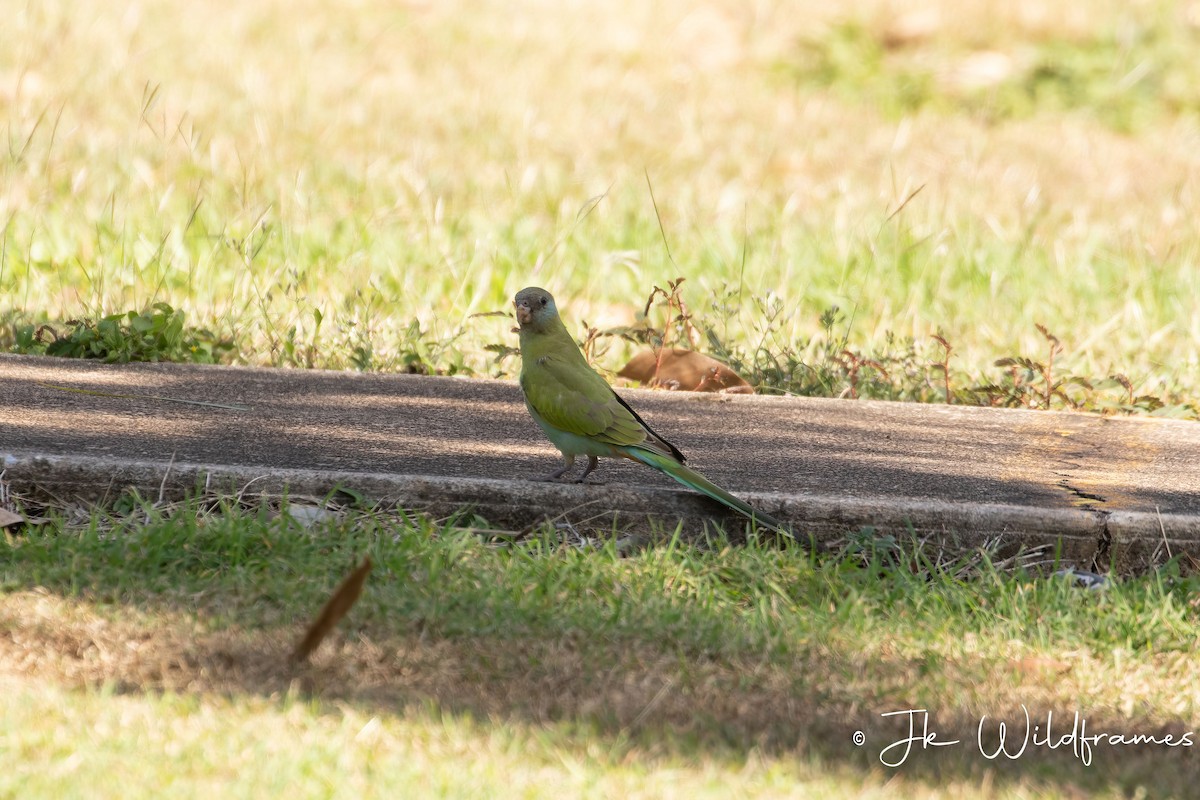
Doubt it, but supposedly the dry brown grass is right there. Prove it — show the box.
[2,588,1197,796]
[10,0,1196,233]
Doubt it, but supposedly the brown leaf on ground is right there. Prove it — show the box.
[291,556,373,664]
[617,349,753,393]
[0,508,23,528]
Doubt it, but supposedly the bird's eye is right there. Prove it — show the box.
[539,297,547,307]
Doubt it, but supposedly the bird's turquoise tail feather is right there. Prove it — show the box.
[625,447,791,537]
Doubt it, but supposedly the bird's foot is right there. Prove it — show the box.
[573,456,601,484]
[530,455,576,482]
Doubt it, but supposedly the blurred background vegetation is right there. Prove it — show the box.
[2,0,1197,416]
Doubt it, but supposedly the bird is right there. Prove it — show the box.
[513,286,790,537]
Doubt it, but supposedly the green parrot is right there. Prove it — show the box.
[514,286,790,536]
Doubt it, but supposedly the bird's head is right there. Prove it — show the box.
[513,287,560,332]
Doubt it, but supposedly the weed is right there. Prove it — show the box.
[698,289,1196,418]
[6,303,233,364]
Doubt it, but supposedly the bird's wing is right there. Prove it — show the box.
[521,352,649,448]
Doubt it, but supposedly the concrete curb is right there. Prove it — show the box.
[8,449,1190,570]
[4,354,1199,574]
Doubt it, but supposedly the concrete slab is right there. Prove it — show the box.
[2,354,1198,570]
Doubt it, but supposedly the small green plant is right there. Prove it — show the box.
[980,323,1083,410]
[963,324,1192,416]
[392,318,471,376]
[9,303,234,364]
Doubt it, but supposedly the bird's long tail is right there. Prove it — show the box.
[625,447,792,537]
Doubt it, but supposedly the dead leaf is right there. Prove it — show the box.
[291,556,373,664]
[617,349,752,393]
[0,508,23,528]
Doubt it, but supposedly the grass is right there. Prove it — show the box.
[779,12,1200,131]
[4,0,1200,795]
[2,0,1199,413]
[2,497,1200,797]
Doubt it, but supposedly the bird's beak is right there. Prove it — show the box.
[514,301,532,326]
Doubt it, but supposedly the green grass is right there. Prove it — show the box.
[779,13,1200,132]
[2,499,1200,796]
[3,1,1200,795]
[6,500,1196,655]
[2,0,1199,414]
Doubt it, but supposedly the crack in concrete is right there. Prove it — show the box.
[1051,472,1113,570]
[1055,476,1107,506]
[1092,512,1113,573]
